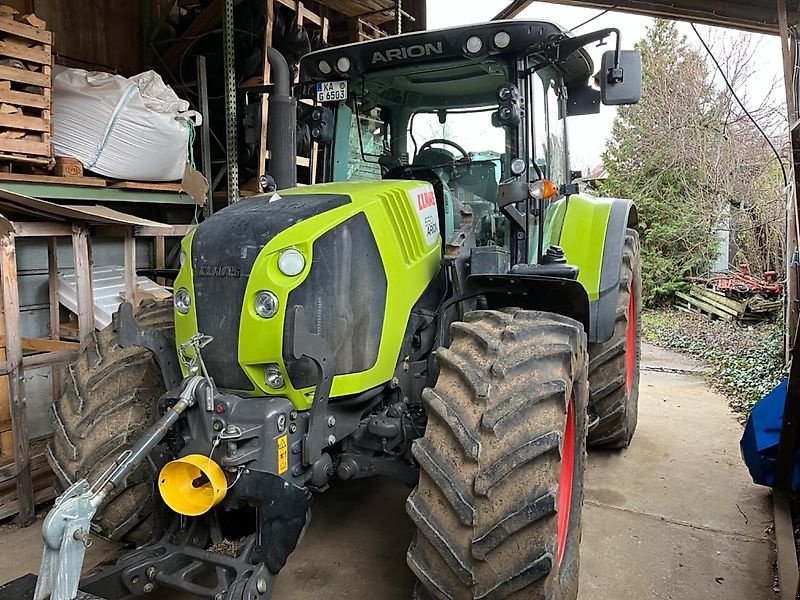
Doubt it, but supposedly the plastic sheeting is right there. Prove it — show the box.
[741,378,800,490]
[52,67,200,181]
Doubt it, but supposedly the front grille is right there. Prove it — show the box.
[382,189,425,265]
[283,212,387,389]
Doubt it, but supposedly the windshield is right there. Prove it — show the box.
[409,109,506,163]
[329,57,515,242]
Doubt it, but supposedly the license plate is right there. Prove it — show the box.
[316,80,347,102]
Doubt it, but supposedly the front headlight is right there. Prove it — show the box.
[255,291,279,318]
[174,288,191,314]
[278,249,306,276]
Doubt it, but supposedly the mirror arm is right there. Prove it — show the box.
[530,28,623,82]
[605,29,624,84]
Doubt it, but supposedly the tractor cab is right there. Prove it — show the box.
[299,20,641,261]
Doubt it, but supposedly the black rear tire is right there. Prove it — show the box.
[587,228,641,448]
[47,300,173,545]
[407,309,589,600]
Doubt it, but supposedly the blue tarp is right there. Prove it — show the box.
[741,378,800,489]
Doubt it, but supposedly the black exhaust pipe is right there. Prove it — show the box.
[266,47,297,189]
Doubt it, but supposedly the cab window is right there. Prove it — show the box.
[345,103,388,182]
[532,74,548,175]
[544,75,567,185]
[531,70,568,185]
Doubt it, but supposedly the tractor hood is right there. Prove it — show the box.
[172,181,443,410]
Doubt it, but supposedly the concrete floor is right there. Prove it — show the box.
[0,343,774,599]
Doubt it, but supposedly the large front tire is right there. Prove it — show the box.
[47,300,173,545]
[407,309,588,600]
[586,229,641,448]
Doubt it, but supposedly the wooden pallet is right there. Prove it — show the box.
[676,285,782,322]
[0,157,185,190]
[0,438,54,521]
[0,11,52,163]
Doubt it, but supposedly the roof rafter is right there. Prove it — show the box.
[492,0,800,35]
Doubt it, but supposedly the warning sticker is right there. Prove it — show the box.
[408,184,440,246]
[277,435,289,475]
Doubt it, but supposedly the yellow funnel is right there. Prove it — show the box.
[158,454,227,516]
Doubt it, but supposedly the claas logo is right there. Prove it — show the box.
[417,191,436,210]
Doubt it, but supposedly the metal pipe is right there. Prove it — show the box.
[104,377,201,492]
[265,48,297,189]
[197,55,213,216]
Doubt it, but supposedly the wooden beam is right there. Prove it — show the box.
[0,234,33,525]
[492,0,534,20]
[535,0,799,36]
[0,337,79,352]
[123,228,137,307]
[23,349,77,370]
[47,238,62,403]
[155,235,166,287]
[71,224,94,339]
[775,490,800,600]
[0,350,80,377]
[134,224,195,237]
[12,222,72,237]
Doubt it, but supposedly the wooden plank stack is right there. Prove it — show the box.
[676,284,783,322]
[0,6,52,168]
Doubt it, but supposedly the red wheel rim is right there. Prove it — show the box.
[557,393,575,566]
[625,284,637,395]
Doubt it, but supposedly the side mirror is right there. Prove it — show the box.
[600,50,642,105]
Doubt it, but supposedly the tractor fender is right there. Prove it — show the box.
[466,273,590,334]
[547,194,638,343]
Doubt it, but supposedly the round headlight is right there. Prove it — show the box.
[174,288,191,314]
[318,59,332,75]
[255,291,279,318]
[278,249,306,276]
[510,157,526,176]
[494,31,511,49]
[337,56,351,73]
[466,35,483,54]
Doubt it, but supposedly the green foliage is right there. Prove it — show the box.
[643,309,786,416]
[603,20,726,306]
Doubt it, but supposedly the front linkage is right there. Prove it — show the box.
[42,303,346,600]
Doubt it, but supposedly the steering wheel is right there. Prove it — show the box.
[416,138,469,162]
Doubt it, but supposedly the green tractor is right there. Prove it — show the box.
[45,18,642,600]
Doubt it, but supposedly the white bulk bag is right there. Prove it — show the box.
[52,67,200,181]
